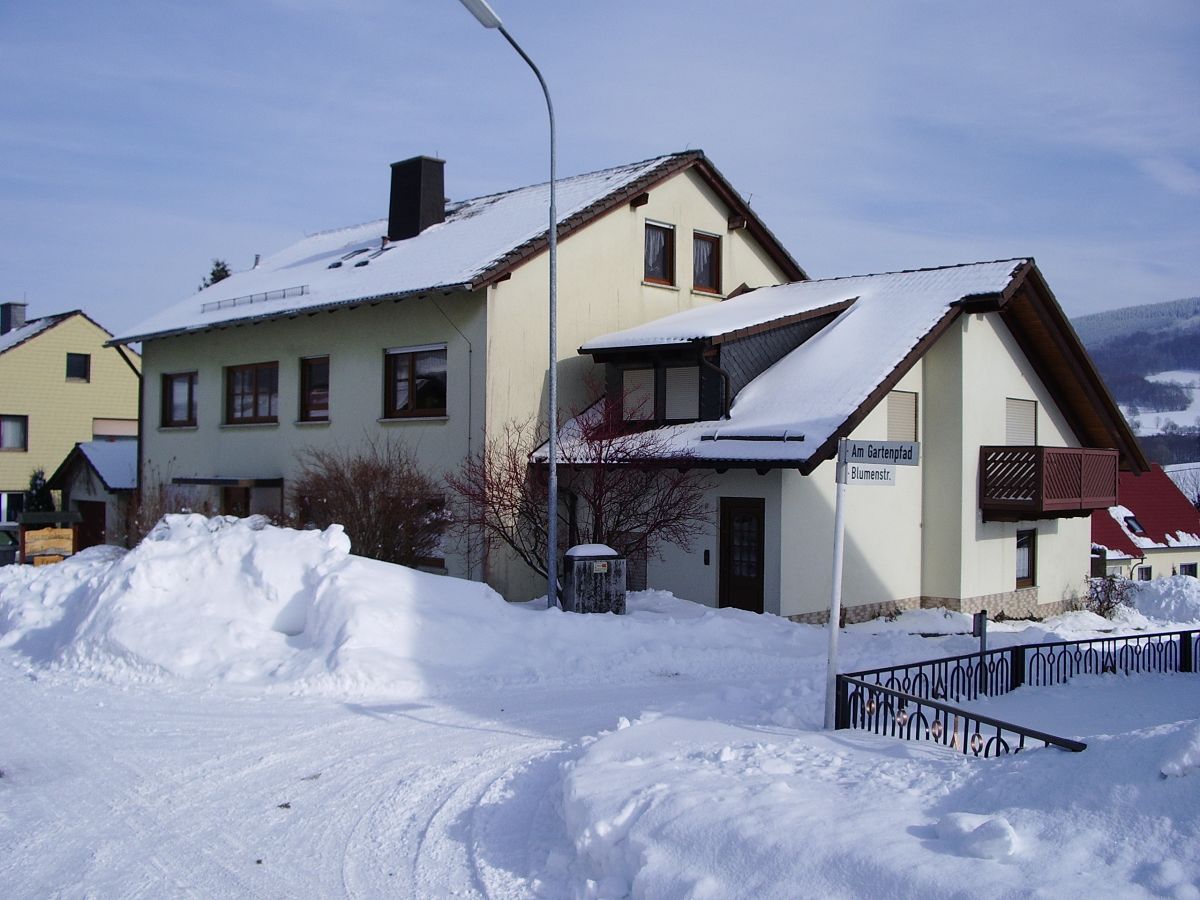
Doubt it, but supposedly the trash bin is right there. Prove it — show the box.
[562,544,626,615]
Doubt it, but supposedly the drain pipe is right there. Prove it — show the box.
[699,349,733,418]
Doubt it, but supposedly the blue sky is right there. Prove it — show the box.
[2,1,1198,335]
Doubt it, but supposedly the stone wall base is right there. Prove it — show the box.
[787,587,1078,626]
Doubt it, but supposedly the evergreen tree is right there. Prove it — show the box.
[26,469,53,513]
[199,259,232,290]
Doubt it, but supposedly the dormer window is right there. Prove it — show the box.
[622,369,654,421]
[664,366,699,421]
[620,364,701,424]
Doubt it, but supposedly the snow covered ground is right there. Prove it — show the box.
[1123,370,1200,434]
[1,516,1198,898]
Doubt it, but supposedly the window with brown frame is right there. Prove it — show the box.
[299,356,330,422]
[1016,529,1036,588]
[225,362,278,424]
[161,372,198,427]
[384,346,446,418]
[1180,563,1197,578]
[644,223,675,285]
[692,232,721,293]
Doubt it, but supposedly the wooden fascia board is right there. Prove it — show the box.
[797,305,966,475]
[472,152,807,290]
[1006,268,1150,472]
[688,160,808,282]
[471,152,704,290]
[708,298,855,346]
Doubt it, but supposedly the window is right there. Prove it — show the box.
[1123,515,1145,535]
[161,372,197,427]
[887,390,918,442]
[66,352,91,381]
[1006,398,1037,445]
[692,232,721,293]
[622,368,654,421]
[1138,566,1153,581]
[300,356,330,422]
[1181,563,1198,578]
[644,223,675,285]
[664,366,700,421]
[225,362,278,424]
[384,345,446,418]
[1016,529,1036,588]
[0,415,28,451]
[1,491,25,523]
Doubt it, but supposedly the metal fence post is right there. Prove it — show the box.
[1010,646,1025,690]
[1181,631,1194,674]
[834,675,848,729]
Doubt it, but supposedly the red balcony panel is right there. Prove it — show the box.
[980,446,1118,521]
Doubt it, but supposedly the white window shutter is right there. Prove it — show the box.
[664,367,699,421]
[1006,398,1037,445]
[886,390,917,442]
[623,369,654,420]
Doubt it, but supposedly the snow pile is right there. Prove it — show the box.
[1133,575,1200,623]
[0,515,932,699]
[1161,723,1200,778]
[0,515,506,692]
[563,674,1200,898]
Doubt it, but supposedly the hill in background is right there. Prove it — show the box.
[1071,296,1200,464]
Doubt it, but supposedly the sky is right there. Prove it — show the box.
[2,1,1198,336]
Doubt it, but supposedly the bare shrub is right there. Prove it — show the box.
[290,438,448,567]
[1085,574,1136,619]
[446,402,712,583]
[125,470,213,545]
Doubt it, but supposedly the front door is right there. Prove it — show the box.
[719,497,765,613]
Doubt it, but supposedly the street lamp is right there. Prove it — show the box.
[457,0,560,607]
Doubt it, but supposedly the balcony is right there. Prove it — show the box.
[979,446,1118,522]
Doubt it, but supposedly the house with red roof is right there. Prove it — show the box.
[1092,465,1200,580]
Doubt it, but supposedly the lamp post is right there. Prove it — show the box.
[457,0,559,607]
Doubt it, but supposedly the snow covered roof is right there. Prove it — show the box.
[48,438,138,493]
[114,152,803,345]
[1092,466,1200,558]
[570,260,1027,470]
[0,313,71,356]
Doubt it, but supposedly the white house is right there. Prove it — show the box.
[111,152,804,598]
[575,259,1148,621]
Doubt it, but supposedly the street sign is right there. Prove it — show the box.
[844,463,895,486]
[841,440,919,467]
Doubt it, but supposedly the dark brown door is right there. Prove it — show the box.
[719,497,765,613]
[77,501,107,549]
[221,486,250,517]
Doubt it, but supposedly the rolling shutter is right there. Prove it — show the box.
[1006,398,1037,445]
[623,368,654,420]
[664,366,699,421]
[886,390,918,442]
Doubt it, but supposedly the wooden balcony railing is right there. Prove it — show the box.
[979,446,1118,521]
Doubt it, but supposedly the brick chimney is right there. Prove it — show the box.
[388,156,446,242]
[1,302,27,335]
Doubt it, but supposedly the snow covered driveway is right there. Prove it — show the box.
[2,517,1198,898]
[0,660,704,898]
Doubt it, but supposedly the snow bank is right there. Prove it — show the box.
[1134,575,1200,624]
[0,516,935,699]
[564,675,1200,898]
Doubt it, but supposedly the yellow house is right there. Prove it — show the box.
[0,305,141,523]
[111,152,804,598]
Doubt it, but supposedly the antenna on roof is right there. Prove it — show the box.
[253,254,261,269]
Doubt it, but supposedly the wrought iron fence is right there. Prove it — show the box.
[838,677,1086,757]
[836,628,1196,757]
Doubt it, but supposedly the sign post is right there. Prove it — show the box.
[823,438,920,730]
